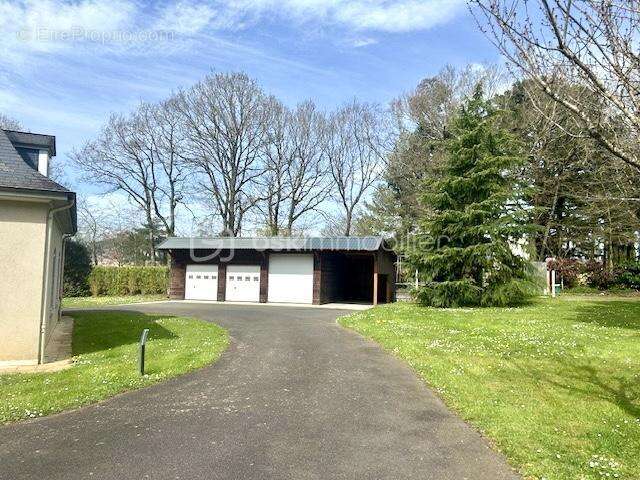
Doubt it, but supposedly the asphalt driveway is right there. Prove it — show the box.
[0,302,519,480]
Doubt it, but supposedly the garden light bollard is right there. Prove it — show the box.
[139,328,150,376]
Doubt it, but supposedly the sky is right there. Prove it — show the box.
[0,0,501,233]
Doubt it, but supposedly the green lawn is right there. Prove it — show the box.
[0,311,228,424]
[339,297,640,480]
[62,294,168,308]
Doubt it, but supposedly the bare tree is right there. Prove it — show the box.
[324,101,389,236]
[144,97,189,237]
[257,97,291,235]
[258,100,330,235]
[78,200,105,265]
[72,101,188,262]
[77,198,126,265]
[392,64,505,141]
[285,101,331,234]
[0,113,22,130]
[177,72,268,236]
[473,0,640,171]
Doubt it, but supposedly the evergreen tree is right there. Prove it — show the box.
[63,240,92,297]
[406,86,535,307]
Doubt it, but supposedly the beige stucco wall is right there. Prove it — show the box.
[0,200,49,362]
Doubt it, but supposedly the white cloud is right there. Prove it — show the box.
[0,0,138,66]
[157,0,465,34]
[335,0,465,32]
[155,2,218,34]
[0,0,464,67]
[20,0,133,32]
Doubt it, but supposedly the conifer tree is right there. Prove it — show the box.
[406,86,535,307]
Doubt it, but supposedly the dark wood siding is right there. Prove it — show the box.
[259,255,269,303]
[217,263,227,301]
[376,250,397,303]
[313,252,322,304]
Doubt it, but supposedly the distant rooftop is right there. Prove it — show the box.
[158,236,391,252]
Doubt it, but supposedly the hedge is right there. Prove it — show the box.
[88,266,169,297]
[548,259,640,290]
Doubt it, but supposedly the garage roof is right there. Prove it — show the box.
[158,236,390,252]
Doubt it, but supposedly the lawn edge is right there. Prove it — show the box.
[62,299,170,311]
[0,313,230,427]
[335,310,525,479]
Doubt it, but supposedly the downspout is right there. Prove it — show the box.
[37,197,75,364]
[58,233,74,315]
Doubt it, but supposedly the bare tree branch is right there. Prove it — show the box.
[324,101,389,236]
[257,99,331,235]
[472,0,640,171]
[176,72,269,236]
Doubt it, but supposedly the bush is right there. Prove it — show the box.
[546,258,581,288]
[615,261,640,289]
[88,266,169,297]
[63,240,92,297]
[582,260,618,290]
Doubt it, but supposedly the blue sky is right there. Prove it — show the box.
[0,0,500,226]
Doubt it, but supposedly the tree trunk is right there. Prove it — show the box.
[344,209,353,237]
[145,210,156,264]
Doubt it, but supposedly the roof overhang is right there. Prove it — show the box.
[0,187,70,202]
[0,187,77,234]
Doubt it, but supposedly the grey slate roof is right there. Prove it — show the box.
[0,129,69,194]
[158,236,387,252]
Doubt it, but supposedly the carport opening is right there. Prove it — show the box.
[343,254,374,303]
[322,253,374,304]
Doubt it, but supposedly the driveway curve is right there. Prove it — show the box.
[0,302,519,480]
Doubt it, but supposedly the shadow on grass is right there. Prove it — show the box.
[572,300,640,330]
[503,300,640,418]
[72,310,178,355]
[511,357,640,419]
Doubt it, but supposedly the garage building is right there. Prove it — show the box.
[158,236,396,305]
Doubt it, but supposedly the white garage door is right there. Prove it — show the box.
[268,254,314,304]
[185,264,218,301]
[226,265,261,302]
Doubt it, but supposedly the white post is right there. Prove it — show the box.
[415,269,419,289]
[551,270,556,298]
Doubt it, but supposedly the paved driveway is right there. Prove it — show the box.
[0,303,519,480]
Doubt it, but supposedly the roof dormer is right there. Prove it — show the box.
[3,130,56,178]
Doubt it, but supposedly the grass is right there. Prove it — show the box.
[0,311,228,424]
[62,294,168,308]
[562,286,640,297]
[339,296,640,480]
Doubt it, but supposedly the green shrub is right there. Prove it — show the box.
[616,261,640,289]
[88,266,169,297]
[582,260,617,290]
[63,240,92,297]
